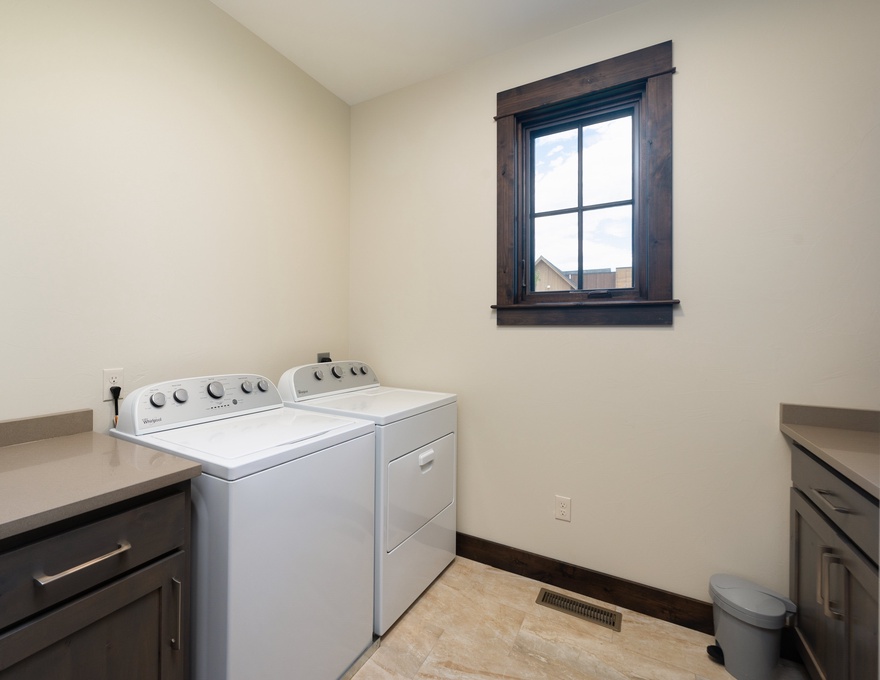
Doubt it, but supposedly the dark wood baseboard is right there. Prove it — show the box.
[456,532,802,664]
[456,532,713,634]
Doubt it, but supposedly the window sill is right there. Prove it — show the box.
[491,299,680,326]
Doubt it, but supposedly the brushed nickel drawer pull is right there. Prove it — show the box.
[821,550,845,620]
[816,546,829,605]
[812,488,852,514]
[171,577,182,651]
[34,540,132,586]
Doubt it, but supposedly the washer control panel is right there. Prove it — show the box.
[279,361,379,402]
[115,374,282,435]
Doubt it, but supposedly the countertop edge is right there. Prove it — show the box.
[0,432,201,542]
[0,467,201,541]
[780,404,880,500]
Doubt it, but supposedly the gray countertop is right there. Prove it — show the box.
[0,430,200,541]
[780,404,879,499]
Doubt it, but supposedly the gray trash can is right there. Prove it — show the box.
[708,574,796,680]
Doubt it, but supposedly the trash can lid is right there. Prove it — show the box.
[709,574,796,629]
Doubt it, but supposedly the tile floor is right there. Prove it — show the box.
[352,557,809,680]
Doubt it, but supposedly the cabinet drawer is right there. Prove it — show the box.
[791,445,878,563]
[0,552,185,677]
[0,492,185,631]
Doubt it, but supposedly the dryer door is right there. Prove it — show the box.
[386,434,454,553]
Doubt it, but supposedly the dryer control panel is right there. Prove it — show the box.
[115,374,283,435]
[279,361,379,402]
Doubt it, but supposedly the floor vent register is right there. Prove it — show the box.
[536,588,622,632]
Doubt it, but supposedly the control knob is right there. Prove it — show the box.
[207,381,225,399]
[257,379,269,392]
[331,366,344,379]
[173,389,188,404]
[314,369,324,381]
[359,366,369,375]
[241,380,253,393]
[150,392,166,408]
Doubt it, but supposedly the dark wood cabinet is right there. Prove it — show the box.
[0,488,190,679]
[790,446,878,680]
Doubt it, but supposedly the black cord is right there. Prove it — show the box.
[110,385,121,422]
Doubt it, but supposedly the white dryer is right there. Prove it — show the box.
[278,361,456,635]
[112,374,375,680]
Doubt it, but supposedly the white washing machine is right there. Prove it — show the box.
[111,374,375,680]
[278,361,456,635]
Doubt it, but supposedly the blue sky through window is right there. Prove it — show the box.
[533,115,633,279]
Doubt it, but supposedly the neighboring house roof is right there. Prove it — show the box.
[535,256,575,291]
[535,257,633,291]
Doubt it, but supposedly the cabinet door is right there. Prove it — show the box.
[792,488,844,678]
[0,552,185,680]
[791,489,878,680]
[846,550,878,680]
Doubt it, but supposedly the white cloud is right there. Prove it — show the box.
[534,116,631,212]
[532,115,633,274]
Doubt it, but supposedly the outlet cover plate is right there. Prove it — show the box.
[555,495,571,522]
[103,368,124,402]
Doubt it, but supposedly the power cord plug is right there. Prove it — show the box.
[110,385,122,427]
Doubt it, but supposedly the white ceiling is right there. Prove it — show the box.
[208,0,647,105]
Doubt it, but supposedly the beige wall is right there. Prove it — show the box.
[349,0,880,601]
[1,0,876,608]
[0,0,351,429]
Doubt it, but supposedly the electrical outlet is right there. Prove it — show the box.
[555,495,571,522]
[103,368,124,402]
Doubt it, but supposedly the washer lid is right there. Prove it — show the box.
[152,409,354,459]
[289,386,455,425]
[709,574,796,629]
[130,409,374,480]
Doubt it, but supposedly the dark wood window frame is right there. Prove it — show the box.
[494,41,679,326]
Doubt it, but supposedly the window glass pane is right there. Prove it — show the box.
[533,128,578,213]
[533,212,577,291]
[582,205,632,289]
[582,115,632,206]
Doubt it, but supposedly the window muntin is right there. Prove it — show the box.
[530,107,635,292]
